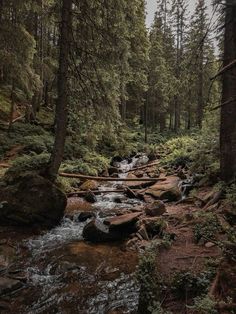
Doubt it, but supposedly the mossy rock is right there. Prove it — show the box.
[0,173,67,227]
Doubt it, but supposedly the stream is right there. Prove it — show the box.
[4,156,149,314]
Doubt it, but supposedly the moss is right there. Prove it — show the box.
[0,92,11,121]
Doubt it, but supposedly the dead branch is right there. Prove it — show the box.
[67,188,141,196]
[210,59,236,81]
[210,97,236,111]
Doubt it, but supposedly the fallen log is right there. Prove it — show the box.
[125,161,160,173]
[60,172,165,182]
[67,189,129,196]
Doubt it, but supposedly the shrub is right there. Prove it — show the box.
[172,270,215,299]
[188,296,217,314]
[161,136,197,167]
[6,153,50,177]
[137,250,161,314]
[193,212,221,243]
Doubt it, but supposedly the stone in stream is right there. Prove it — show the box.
[84,190,97,203]
[144,176,181,202]
[144,200,166,217]
[0,173,66,227]
[83,212,141,243]
[125,173,155,189]
[79,180,99,191]
[77,211,96,222]
[0,277,23,296]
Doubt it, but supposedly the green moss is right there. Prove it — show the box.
[0,92,11,120]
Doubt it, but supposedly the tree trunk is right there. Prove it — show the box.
[220,2,236,182]
[46,0,72,180]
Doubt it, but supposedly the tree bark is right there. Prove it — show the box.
[46,0,72,180]
[220,1,236,182]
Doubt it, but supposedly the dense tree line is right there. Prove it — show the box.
[0,0,235,182]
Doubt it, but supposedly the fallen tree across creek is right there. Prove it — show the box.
[59,172,165,182]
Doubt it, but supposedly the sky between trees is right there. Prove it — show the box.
[146,0,213,27]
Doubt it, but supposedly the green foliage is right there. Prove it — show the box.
[188,296,217,314]
[149,301,172,314]
[6,153,50,177]
[193,212,221,243]
[22,135,53,154]
[226,184,236,208]
[56,177,78,193]
[137,250,159,313]
[161,136,196,167]
[61,153,109,176]
[172,270,215,299]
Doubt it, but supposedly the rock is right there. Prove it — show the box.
[145,200,166,217]
[80,180,99,191]
[104,212,142,228]
[0,173,66,227]
[114,197,122,204]
[65,197,93,215]
[205,242,216,248]
[83,213,141,243]
[108,167,120,176]
[145,176,181,202]
[125,173,154,189]
[84,191,97,203]
[77,211,96,222]
[0,277,22,295]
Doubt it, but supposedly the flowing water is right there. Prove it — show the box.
[6,156,148,314]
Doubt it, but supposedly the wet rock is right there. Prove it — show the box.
[84,191,97,203]
[104,212,142,228]
[77,211,96,222]
[144,200,166,217]
[66,197,93,214]
[0,277,22,295]
[83,213,141,243]
[125,173,154,189]
[145,176,181,202]
[108,166,120,176]
[114,197,122,204]
[80,180,98,191]
[0,173,66,227]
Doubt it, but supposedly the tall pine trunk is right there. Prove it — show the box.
[46,0,72,180]
[220,1,236,182]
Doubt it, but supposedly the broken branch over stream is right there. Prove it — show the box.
[59,172,166,182]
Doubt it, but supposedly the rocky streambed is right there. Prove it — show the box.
[0,155,195,313]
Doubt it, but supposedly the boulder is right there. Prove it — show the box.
[77,211,96,222]
[125,173,154,189]
[0,173,66,227]
[144,200,166,217]
[83,212,141,243]
[104,212,142,228]
[79,180,98,191]
[84,191,97,203]
[144,176,181,202]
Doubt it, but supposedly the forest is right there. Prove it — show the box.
[0,0,235,313]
